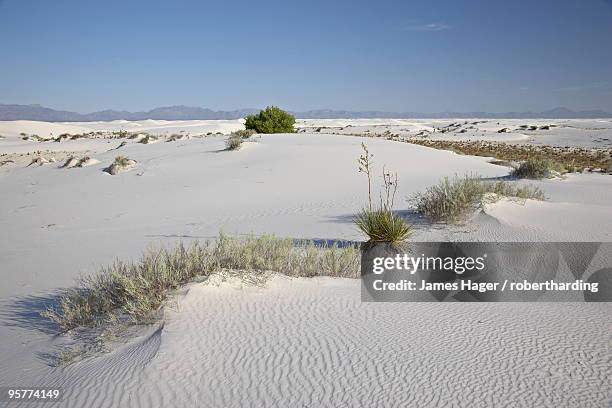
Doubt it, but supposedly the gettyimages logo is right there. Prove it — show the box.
[361,242,612,302]
[371,253,487,275]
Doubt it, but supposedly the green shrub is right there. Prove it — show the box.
[410,174,544,223]
[511,158,563,179]
[245,106,295,133]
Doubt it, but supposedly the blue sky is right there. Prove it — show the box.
[1,0,611,113]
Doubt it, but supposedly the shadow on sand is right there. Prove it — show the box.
[327,209,445,232]
[479,174,519,182]
[0,292,63,335]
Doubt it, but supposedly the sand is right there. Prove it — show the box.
[1,119,611,407]
[15,276,610,407]
[296,118,612,148]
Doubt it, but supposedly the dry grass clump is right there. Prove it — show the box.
[104,156,136,175]
[232,129,257,138]
[483,180,545,200]
[406,139,611,172]
[139,135,158,144]
[511,157,564,179]
[113,155,132,166]
[53,133,71,142]
[167,133,190,142]
[225,134,244,150]
[410,174,544,223]
[213,234,359,278]
[42,234,359,332]
[225,129,256,150]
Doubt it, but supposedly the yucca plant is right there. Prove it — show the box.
[355,208,413,242]
[354,143,413,242]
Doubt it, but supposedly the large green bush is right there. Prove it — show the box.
[245,106,295,133]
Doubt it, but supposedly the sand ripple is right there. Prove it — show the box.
[29,277,612,408]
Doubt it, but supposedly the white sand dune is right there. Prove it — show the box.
[0,119,246,139]
[2,118,611,148]
[0,120,93,138]
[63,119,246,136]
[1,120,611,407]
[297,118,612,148]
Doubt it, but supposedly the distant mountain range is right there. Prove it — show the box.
[0,104,610,121]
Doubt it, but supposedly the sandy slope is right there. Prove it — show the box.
[1,121,611,407]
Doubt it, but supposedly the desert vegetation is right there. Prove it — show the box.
[410,174,545,223]
[245,106,295,133]
[406,139,611,173]
[511,157,564,179]
[233,129,256,138]
[225,129,257,150]
[354,143,413,242]
[19,130,139,142]
[225,133,244,150]
[105,155,136,175]
[139,135,158,144]
[42,234,360,332]
[167,133,189,142]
